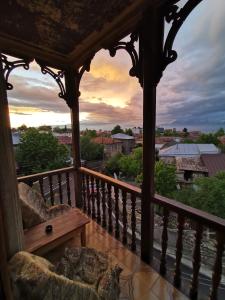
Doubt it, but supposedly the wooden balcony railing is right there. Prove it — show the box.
[18,166,225,300]
[79,167,225,300]
[17,166,74,206]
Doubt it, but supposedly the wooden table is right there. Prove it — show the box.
[24,209,90,256]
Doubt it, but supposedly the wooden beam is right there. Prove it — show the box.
[0,205,13,300]
[64,69,82,208]
[140,8,164,264]
[0,58,23,257]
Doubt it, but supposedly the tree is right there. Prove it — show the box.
[197,133,219,145]
[83,129,97,138]
[111,125,123,135]
[124,128,133,136]
[215,128,225,137]
[17,124,28,132]
[105,153,123,175]
[80,136,104,161]
[16,128,69,175]
[154,161,177,197]
[174,172,225,219]
[38,125,52,132]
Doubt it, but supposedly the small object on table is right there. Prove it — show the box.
[45,225,53,234]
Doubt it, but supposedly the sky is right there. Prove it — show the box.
[7,0,225,131]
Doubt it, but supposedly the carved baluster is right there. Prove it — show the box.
[66,172,71,206]
[90,176,96,219]
[48,175,54,206]
[114,186,120,238]
[57,173,63,204]
[160,208,169,276]
[101,181,106,228]
[122,190,127,245]
[96,178,101,224]
[131,193,136,251]
[86,175,91,216]
[209,231,225,300]
[174,214,185,288]
[82,174,87,212]
[107,183,113,233]
[39,177,45,202]
[189,223,203,300]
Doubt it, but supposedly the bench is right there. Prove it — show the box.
[24,209,90,256]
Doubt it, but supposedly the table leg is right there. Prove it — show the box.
[81,226,86,246]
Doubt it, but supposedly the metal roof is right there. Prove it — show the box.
[111,133,134,140]
[159,144,219,157]
[201,154,225,177]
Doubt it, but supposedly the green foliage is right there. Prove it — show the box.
[111,125,123,135]
[215,128,225,137]
[173,172,225,219]
[16,128,69,175]
[53,125,71,133]
[17,124,28,132]
[38,125,52,132]
[80,136,103,161]
[105,153,123,175]
[154,161,177,197]
[197,133,219,145]
[124,128,133,136]
[82,129,97,138]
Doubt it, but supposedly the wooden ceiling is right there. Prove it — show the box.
[0,0,163,69]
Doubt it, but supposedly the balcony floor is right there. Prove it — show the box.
[45,216,188,300]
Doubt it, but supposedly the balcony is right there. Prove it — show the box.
[17,166,225,300]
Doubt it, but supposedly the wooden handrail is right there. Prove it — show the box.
[79,166,225,231]
[153,194,225,231]
[17,166,75,183]
[18,166,225,231]
[79,167,141,196]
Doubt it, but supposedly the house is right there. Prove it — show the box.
[176,156,208,184]
[0,1,224,300]
[111,133,135,154]
[11,132,21,148]
[132,126,143,135]
[92,137,122,158]
[159,143,219,159]
[201,154,225,177]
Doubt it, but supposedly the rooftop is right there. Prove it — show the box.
[159,144,219,157]
[111,133,135,140]
[201,154,225,177]
[92,137,122,145]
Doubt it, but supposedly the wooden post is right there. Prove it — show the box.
[64,69,82,208]
[140,9,164,263]
[0,59,23,257]
[0,206,13,300]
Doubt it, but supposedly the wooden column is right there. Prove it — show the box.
[0,206,13,300]
[64,69,82,208]
[140,9,164,263]
[0,59,23,257]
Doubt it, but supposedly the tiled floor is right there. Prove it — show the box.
[70,220,189,300]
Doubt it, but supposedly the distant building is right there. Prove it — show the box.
[12,132,21,148]
[201,154,225,177]
[111,133,135,154]
[159,143,219,159]
[156,127,164,134]
[56,135,72,154]
[132,127,143,135]
[92,137,122,158]
[176,156,208,184]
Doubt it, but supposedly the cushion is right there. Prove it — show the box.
[18,182,48,229]
[18,182,72,229]
[9,251,100,300]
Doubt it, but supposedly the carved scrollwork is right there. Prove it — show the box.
[163,0,203,71]
[77,55,94,94]
[0,54,33,90]
[36,61,66,99]
[107,32,142,86]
